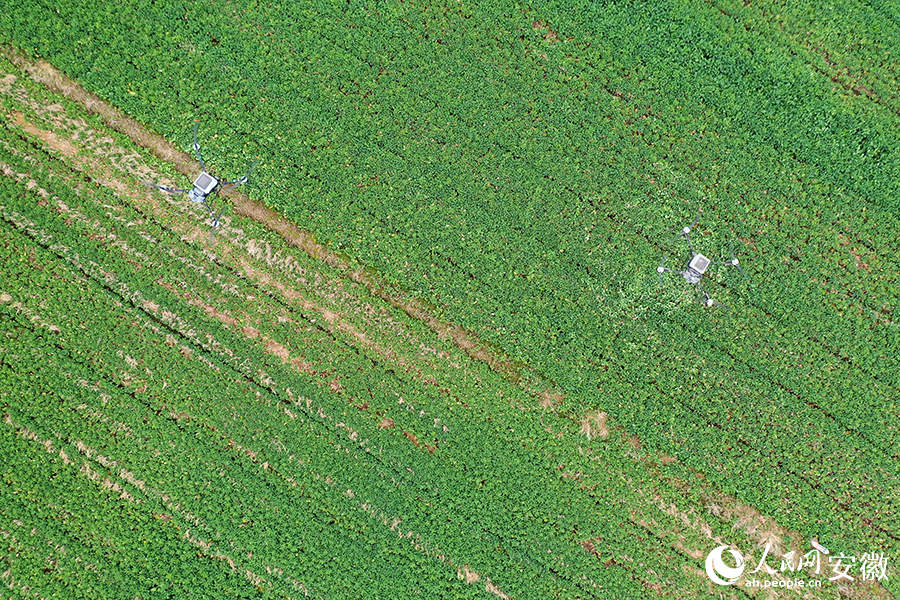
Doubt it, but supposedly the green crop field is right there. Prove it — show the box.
[1,0,898,598]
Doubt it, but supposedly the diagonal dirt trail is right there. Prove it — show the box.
[1,45,563,407]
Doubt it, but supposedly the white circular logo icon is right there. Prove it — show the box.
[705,545,745,585]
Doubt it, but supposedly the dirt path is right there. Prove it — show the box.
[1,45,563,407]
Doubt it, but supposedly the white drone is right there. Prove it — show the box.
[145,122,257,240]
[657,215,744,306]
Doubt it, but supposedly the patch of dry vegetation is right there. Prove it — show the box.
[578,410,609,441]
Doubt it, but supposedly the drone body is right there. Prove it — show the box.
[657,218,743,306]
[187,171,219,204]
[144,122,257,240]
[683,253,710,284]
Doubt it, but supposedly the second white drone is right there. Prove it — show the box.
[657,217,744,306]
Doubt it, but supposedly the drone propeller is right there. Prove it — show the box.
[197,198,226,242]
[695,282,724,307]
[220,158,259,195]
[209,205,226,241]
[143,182,188,194]
[657,258,685,285]
[699,296,724,307]
[730,252,746,278]
[670,212,701,244]
[193,121,206,171]
[711,252,746,278]
[688,213,701,230]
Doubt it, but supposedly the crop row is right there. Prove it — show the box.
[0,80,792,594]
[2,12,897,594]
[0,157,710,597]
[0,215,501,597]
[0,115,721,597]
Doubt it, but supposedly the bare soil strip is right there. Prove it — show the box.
[1,46,562,406]
[0,70,520,595]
